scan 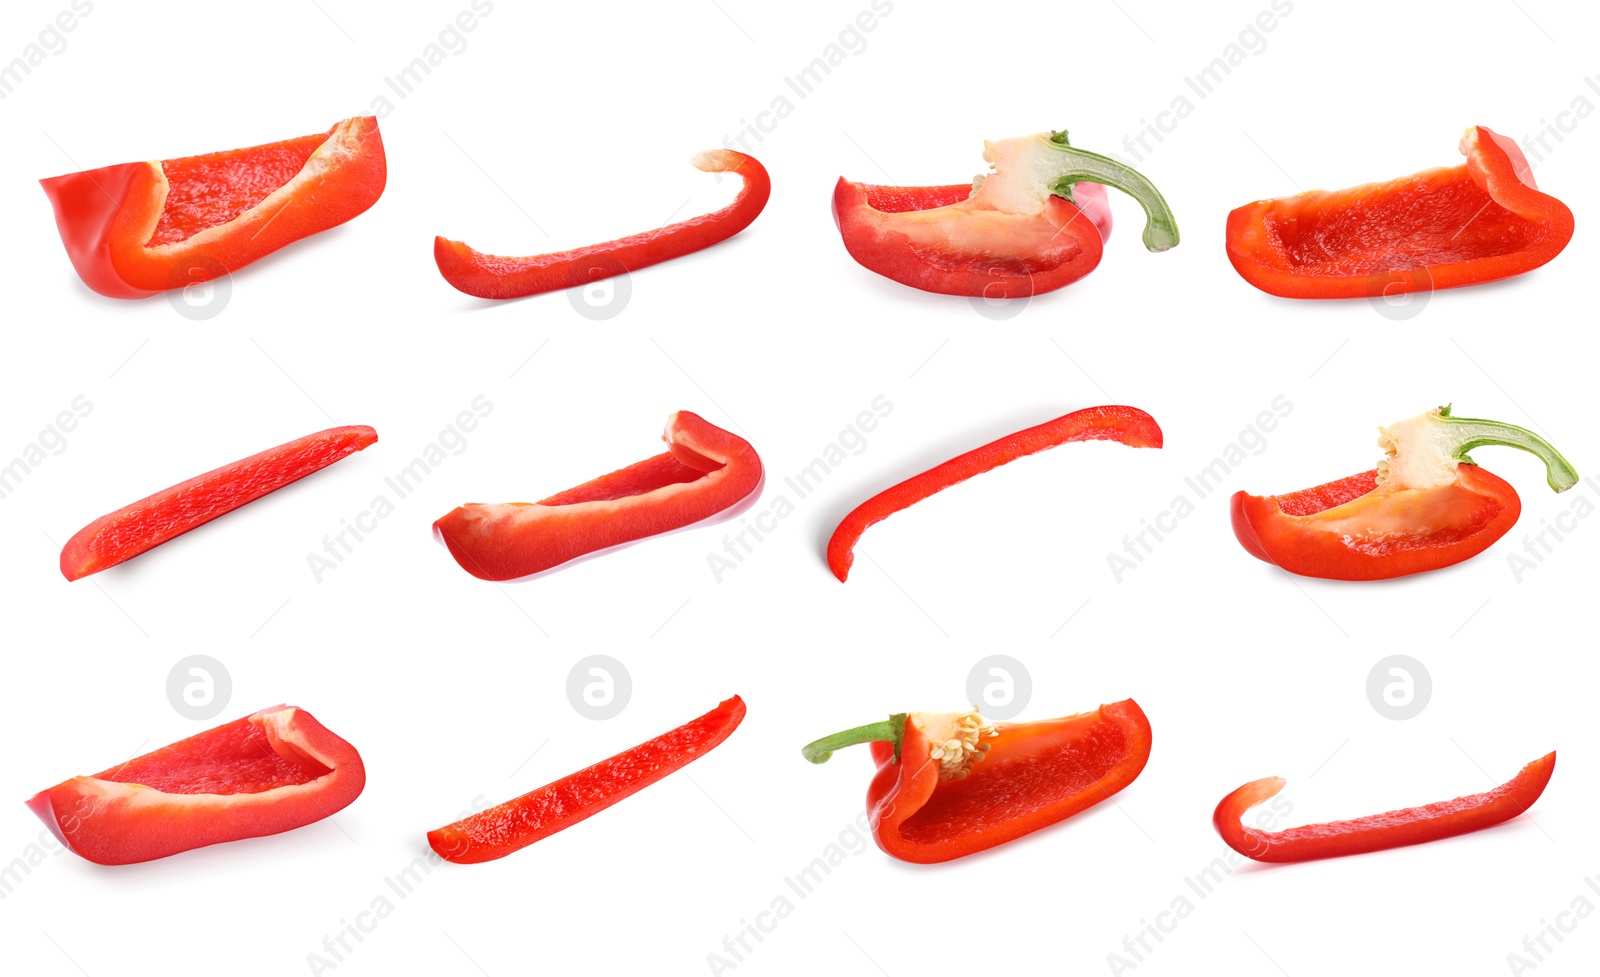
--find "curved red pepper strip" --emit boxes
[1231,407,1576,580]
[60,425,378,581]
[1226,126,1573,298]
[27,705,365,865]
[434,150,770,299]
[429,696,745,864]
[826,405,1162,581]
[40,117,386,298]
[1214,753,1554,863]
[803,700,1151,864]
[434,411,761,581]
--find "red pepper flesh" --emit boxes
[428,695,745,864]
[827,405,1162,581]
[834,130,1177,298]
[1232,406,1577,580]
[41,117,386,298]
[27,705,365,865]
[804,700,1152,864]
[1214,752,1554,862]
[1226,126,1573,298]
[434,411,761,581]
[60,425,378,581]
[435,150,770,299]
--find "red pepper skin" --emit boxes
[434,411,761,581]
[41,117,385,298]
[1231,464,1520,581]
[827,405,1162,581]
[867,700,1151,864]
[832,178,1112,298]
[26,705,365,866]
[435,150,770,299]
[1214,753,1554,863]
[60,425,378,581]
[428,696,745,864]
[1226,126,1573,298]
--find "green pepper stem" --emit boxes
[1439,406,1579,493]
[1048,131,1180,252]
[801,714,905,765]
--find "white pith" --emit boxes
[1375,408,1458,491]
[917,709,1000,781]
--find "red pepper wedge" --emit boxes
[434,411,761,581]
[803,700,1152,864]
[1214,752,1554,863]
[435,149,769,299]
[60,425,377,581]
[428,695,745,864]
[834,129,1177,298]
[27,705,365,865]
[41,117,386,298]
[1226,126,1573,298]
[827,405,1162,581]
[1232,405,1577,580]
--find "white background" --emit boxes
[1,0,1596,974]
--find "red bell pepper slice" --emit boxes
[802,700,1151,864]
[1232,406,1577,580]
[41,117,386,298]
[1214,752,1554,863]
[428,695,745,864]
[60,425,377,581]
[434,411,761,581]
[826,405,1162,581]
[435,149,770,299]
[834,130,1178,298]
[27,705,365,865]
[1226,126,1573,298]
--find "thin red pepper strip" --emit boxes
[434,150,770,299]
[434,411,761,581]
[1231,406,1577,580]
[60,425,378,581]
[428,696,745,864]
[40,117,386,298]
[1225,126,1573,298]
[826,405,1162,581]
[1214,753,1554,863]
[802,700,1151,864]
[27,705,365,865]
